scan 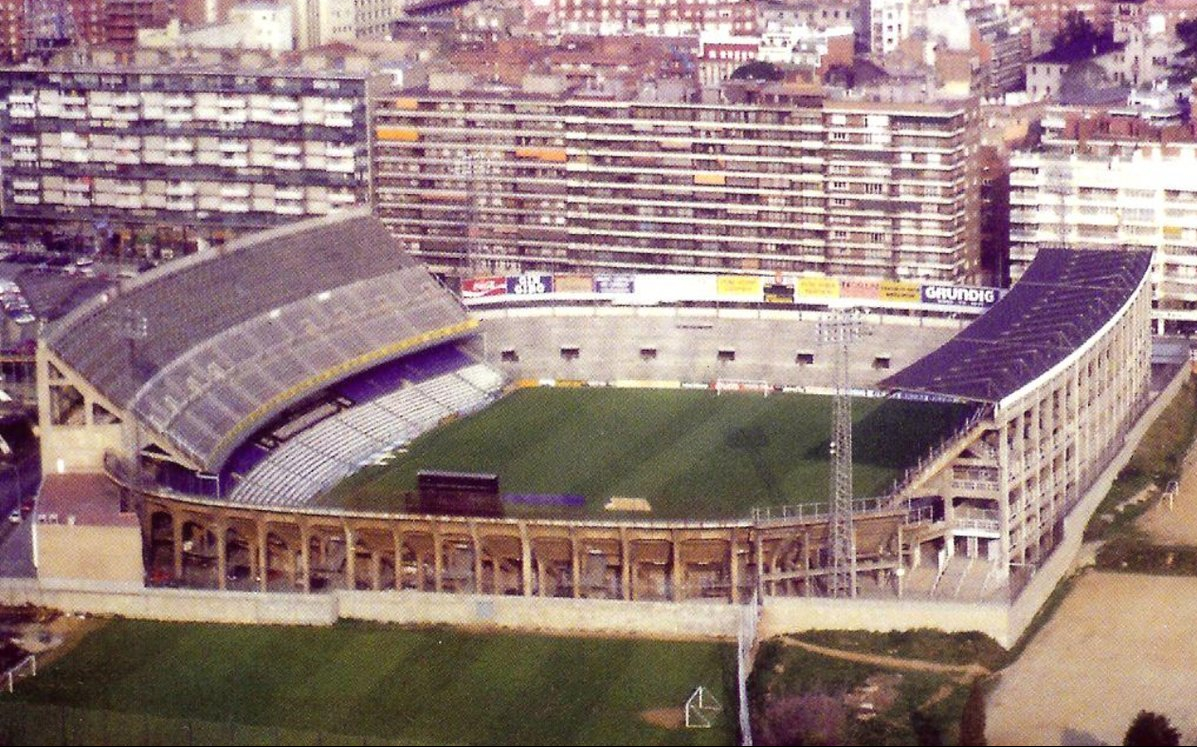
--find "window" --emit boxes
[717,349,736,362]
[796,352,815,365]
[640,347,658,360]
[873,355,892,370]
[501,349,519,362]
[560,346,580,361]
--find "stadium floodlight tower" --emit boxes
[818,307,866,598]
[453,151,496,276]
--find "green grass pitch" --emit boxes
[322,387,970,519]
[1,620,735,746]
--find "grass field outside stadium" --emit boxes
[0,619,735,746]
[322,387,971,519]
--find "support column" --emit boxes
[257,521,268,593]
[570,529,581,598]
[671,532,684,602]
[468,520,484,594]
[171,514,183,581]
[729,535,740,604]
[392,528,404,591]
[519,522,532,597]
[433,524,444,593]
[215,522,227,592]
[370,552,382,591]
[299,523,311,593]
[620,528,631,601]
[803,528,812,598]
[754,531,764,597]
[343,524,356,591]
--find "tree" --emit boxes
[1052,10,1104,52]
[1124,710,1180,747]
[959,679,987,746]
[730,61,785,82]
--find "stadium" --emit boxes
[27,209,1159,645]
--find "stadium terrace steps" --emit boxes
[228,363,505,507]
[45,212,472,471]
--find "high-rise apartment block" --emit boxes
[0,48,370,244]
[1010,109,1197,331]
[372,74,981,281]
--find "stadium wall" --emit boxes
[477,306,965,389]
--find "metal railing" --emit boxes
[885,404,994,502]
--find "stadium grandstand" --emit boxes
[882,248,1154,598]
[38,209,502,504]
[29,227,1163,644]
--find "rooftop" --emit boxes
[881,249,1151,404]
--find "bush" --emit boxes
[958,679,987,746]
[757,692,848,747]
[1124,710,1180,746]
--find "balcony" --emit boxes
[274,156,302,171]
[9,105,35,119]
[219,156,250,169]
[165,183,197,197]
[324,115,353,128]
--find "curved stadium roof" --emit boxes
[881,248,1151,405]
[46,210,473,471]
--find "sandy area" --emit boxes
[987,572,1197,745]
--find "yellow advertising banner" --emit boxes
[716,276,764,298]
[796,276,841,299]
[879,280,920,303]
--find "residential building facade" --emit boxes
[1009,109,1197,330]
[372,75,982,281]
[0,48,371,252]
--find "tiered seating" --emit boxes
[883,248,1152,403]
[229,363,505,507]
[45,211,474,472]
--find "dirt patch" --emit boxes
[988,572,1197,745]
[641,707,686,730]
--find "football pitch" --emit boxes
[0,619,735,746]
[322,387,970,519]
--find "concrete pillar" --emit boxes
[754,531,764,597]
[392,529,404,591]
[570,529,581,598]
[257,521,268,593]
[171,513,183,580]
[671,532,684,602]
[729,536,740,604]
[216,523,227,592]
[802,528,811,597]
[343,524,356,591]
[468,520,483,594]
[433,524,444,593]
[299,524,311,593]
[619,527,631,601]
[519,522,532,597]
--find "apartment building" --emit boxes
[372,72,981,281]
[1009,109,1197,331]
[549,0,758,36]
[0,48,370,246]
